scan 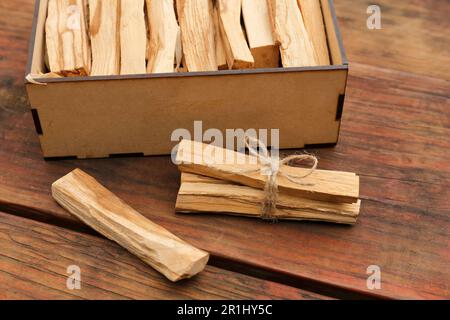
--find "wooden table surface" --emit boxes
[0,0,449,300]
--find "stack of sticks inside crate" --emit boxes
[44,0,331,77]
[175,140,361,225]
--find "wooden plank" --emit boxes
[45,0,91,76]
[297,0,330,65]
[217,0,254,69]
[146,0,179,73]
[333,0,450,79]
[176,139,360,204]
[268,0,318,67]
[177,0,217,72]
[52,169,209,282]
[120,0,147,75]
[3,62,450,299]
[89,0,120,76]
[242,0,280,68]
[0,211,326,300]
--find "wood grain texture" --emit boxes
[217,0,254,69]
[1,62,448,299]
[45,0,91,76]
[120,0,147,75]
[52,169,209,282]
[2,0,448,85]
[176,139,360,204]
[88,0,120,76]
[268,0,318,67]
[242,0,280,68]
[297,0,330,65]
[0,211,325,300]
[176,180,360,224]
[333,0,450,79]
[1,0,450,299]
[146,0,179,73]
[177,0,217,72]
[212,5,228,70]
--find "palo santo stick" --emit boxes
[213,5,228,70]
[176,0,217,72]
[181,172,230,185]
[176,180,360,225]
[146,0,179,73]
[120,0,147,74]
[46,0,91,76]
[176,140,359,203]
[81,0,91,72]
[45,0,61,73]
[89,0,120,75]
[268,0,318,67]
[297,0,330,65]
[242,0,280,68]
[217,0,254,69]
[52,169,209,282]
[181,172,360,216]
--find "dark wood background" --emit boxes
[0,0,449,299]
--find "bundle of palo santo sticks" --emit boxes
[175,140,361,225]
[43,0,331,77]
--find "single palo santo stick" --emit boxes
[45,0,61,73]
[176,0,217,72]
[176,140,359,203]
[82,0,91,72]
[45,0,91,76]
[268,0,318,67]
[89,0,120,75]
[120,0,147,75]
[217,0,254,69]
[176,179,360,225]
[52,169,209,282]
[181,172,360,213]
[213,5,228,70]
[181,172,230,185]
[146,0,179,73]
[242,0,280,68]
[297,0,330,65]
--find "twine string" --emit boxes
[243,136,318,221]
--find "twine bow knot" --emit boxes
[244,136,318,221]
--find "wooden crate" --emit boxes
[25,0,348,159]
